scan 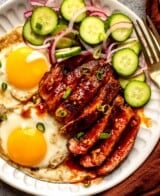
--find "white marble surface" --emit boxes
[0,0,146,195]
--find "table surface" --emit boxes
[0,0,146,195]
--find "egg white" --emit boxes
[0,41,50,108]
[0,106,68,168]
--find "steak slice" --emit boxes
[96,114,140,176]
[54,62,113,123]
[68,96,124,155]
[80,105,134,168]
[60,76,120,135]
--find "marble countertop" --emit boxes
[0,0,145,195]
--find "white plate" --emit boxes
[0,0,160,195]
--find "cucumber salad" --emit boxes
[23,0,151,108]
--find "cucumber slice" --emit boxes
[112,48,138,77]
[80,16,106,45]
[55,46,81,58]
[109,13,133,42]
[60,0,86,22]
[53,24,68,35]
[118,40,142,55]
[124,80,151,107]
[31,6,58,35]
[56,37,78,49]
[119,72,145,89]
[22,19,45,46]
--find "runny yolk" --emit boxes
[6,46,49,89]
[7,127,47,167]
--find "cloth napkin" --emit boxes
[97,1,160,195]
[98,142,160,196]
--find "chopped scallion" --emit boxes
[1,82,7,92]
[99,132,111,139]
[55,107,67,118]
[96,69,104,81]
[62,87,72,99]
[0,113,7,121]
[96,103,107,113]
[76,132,84,139]
[93,46,102,59]
[36,122,45,132]
[81,65,90,75]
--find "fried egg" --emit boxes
[0,38,50,108]
[0,106,68,168]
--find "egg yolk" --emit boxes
[7,127,47,167]
[6,46,49,89]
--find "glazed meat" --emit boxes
[68,95,124,155]
[54,61,113,123]
[60,76,120,135]
[96,114,140,176]
[39,64,63,100]
[38,56,141,179]
[80,104,134,168]
[39,54,92,102]
[47,58,106,116]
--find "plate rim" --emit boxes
[0,0,160,195]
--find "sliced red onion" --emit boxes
[138,54,150,83]
[68,6,108,30]
[45,0,63,7]
[25,41,50,50]
[106,22,133,39]
[49,29,78,64]
[105,42,118,62]
[28,0,46,6]
[89,11,107,20]
[79,38,94,53]
[24,10,32,18]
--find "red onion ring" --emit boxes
[49,29,78,64]
[68,6,108,30]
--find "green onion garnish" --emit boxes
[96,69,104,81]
[0,113,7,121]
[93,46,102,59]
[0,61,2,68]
[76,132,84,139]
[55,107,67,118]
[96,103,107,113]
[36,122,45,132]
[32,95,37,104]
[62,87,72,99]
[81,65,90,75]
[1,82,7,92]
[99,132,111,139]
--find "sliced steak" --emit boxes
[60,76,120,135]
[96,114,140,176]
[80,105,134,168]
[68,96,124,155]
[54,62,113,123]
